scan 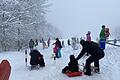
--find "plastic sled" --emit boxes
[0,60,11,80]
[65,71,83,77]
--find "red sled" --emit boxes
[65,71,83,77]
[0,60,11,80]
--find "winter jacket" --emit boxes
[30,50,44,65]
[86,34,91,41]
[99,28,105,39]
[62,55,79,73]
[68,55,79,72]
[76,40,105,60]
[53,40,62,49]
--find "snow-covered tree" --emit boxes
[0,0,62,51]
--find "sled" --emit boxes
[80,63,100,73]
[65,71,83,77]
[0,60,11,80]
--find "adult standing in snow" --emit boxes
[35,39,38,47]
[62,40,65,48]
[47,38,50,47]
[67,39,71,46]
[86,31,91,42]
[53,38,62,58]
[76,40,105,76]
[99,25,106,50]
[29,39,35,52]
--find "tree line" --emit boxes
[0,0,61,51]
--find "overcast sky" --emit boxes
[46,0,120,39]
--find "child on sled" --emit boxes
[62,55,79,73]
[30,50,45,69]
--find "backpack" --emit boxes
[105,28,110,37]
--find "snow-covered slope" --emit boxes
[0,40,120,80]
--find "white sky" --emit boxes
[46,0,120,39]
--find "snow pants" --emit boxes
[99,38,106,50]
[85,50,105,75]
[57,48,61,58]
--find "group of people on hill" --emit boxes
[29,38,51,51]
[62,25,110,76]
[28,25,110,76]
[85,25,110,50]
[62,39,105,76]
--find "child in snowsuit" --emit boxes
[62,55,79,73]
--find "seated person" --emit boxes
[62,55,79,73]
[30,50,45,67]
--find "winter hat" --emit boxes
[56,38,59,41]
[87,31,91,34]
[70,55,76,61]
[80,39,85,45]
[102,25,105,28]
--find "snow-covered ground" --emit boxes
[0,40,120,80]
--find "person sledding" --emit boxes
[62,55,79,73]
[76,40,105,76]
[29,50,45,69]
[53,38,62,58]
[62,55,83,77]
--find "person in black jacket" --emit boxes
[67,39,71,46]
[76,40,105,76]
[30,50,45,67]
[62,55,79,73]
